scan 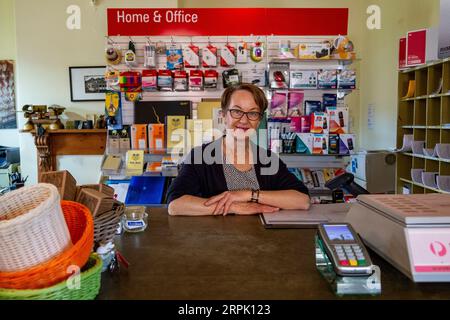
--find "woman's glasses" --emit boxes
[228,109,262,121]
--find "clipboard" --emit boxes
[260,203,351,229]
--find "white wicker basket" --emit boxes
[0,183,73,272]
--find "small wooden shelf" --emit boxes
[400,178,450,194]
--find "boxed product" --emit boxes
[289,70,317,89]
[310,112,329,134]
[312,134,329,155]
[166,115,186,151]
[323,93,337,108]
[131,124,148,152]
[166,45,183,70]
[157,70,173,91]
[174,70,188,91]
[187,119,214,148]
[269,62,290,89]
[126,150,145,176]
[202,44,218,67]
[327,106,349,134]
[339,134,356,155]
[318,69,337,89]
[183,44,200,68]
[119,71,142,92]
[304,100,323,116]
[270,91,288,118]
[243,68,266,87]
[189,70,204,91]
[107,129,120,154]
[297,42,331,59]
[299,115,311,133]
[236,41,248,63]
[222,69,240,88]
[295,133,313,154]
[220,44,236,67]
[142,70,158,92]
[119,126,131,153]
[288,92,304,117]
[204,70,218,89]
[328,134,340,154]
[338,70,356,89]
[148,124,165,154]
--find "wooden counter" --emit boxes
[98,208,450,300]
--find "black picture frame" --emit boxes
[69,66,106,102]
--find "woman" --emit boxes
[167,84,310,216]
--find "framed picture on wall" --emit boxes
[69,66,106,102]
[0,60,18,129]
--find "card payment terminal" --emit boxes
[318,223,374,276]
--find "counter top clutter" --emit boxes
[0,175,122,300]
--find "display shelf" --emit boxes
[279,154,350,169]
[396,57,450,194]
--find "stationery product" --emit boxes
[148,124,165,154]
[126,150,145,176]
[290,117,302,132]
[119,126,131,153]
[323,93,337,108]
[310,112,329,134]
[183,44,200,68]
[399,37,407,69]
[166,116,186,151]
[166,45,183,70]
[288,92,304,117]
[297,41,331,59]
[250,42,264,62]
[197,101,221,119]
[279,39,294,58]
[295,133,313,154]
[318,69,337,89]
[338,70,356,89]
[105,71,120,91]
[299,115,311,133]
[173,70,188,91]
[244,68,266,87]
[327,106,349,134]
[119,72,142,92]
[204,70,219,89]
[131,124,148,152]
[407,28,439,66]
[269,62,289,89]
[124,40,137,67]
[202,44,218,67]
[222,69,240,88]
[144,42,156,68]
[290,70,318,89]
[268,119,282,154]
[107,129,120,154]
[142,70,158,92]
[236,41,248,63]
[270,91,288,118]
[339,134,356,155]
[402,80,416,99]
[189,70,204,91]
[102,155,122,171]
[304,100,323,116]
[212,107,226,138]
[328,134,340,154]
[187,119,213,148]
[220,44,236,67]
[157,70,173,91]
[105,91,122,130]
[312,134,329,155]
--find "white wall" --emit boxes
[14,0,177,185]
[0,0,19,148]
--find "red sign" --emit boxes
[107,8,348,36]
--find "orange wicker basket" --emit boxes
[0,201,94,290]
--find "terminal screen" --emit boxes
[324,225,355,241]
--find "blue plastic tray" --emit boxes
[125,176,166,206]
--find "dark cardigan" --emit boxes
[167,139,309,204]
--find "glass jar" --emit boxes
[122,206,148,233]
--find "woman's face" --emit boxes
[223,90,261,140]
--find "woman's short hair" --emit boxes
[221,83,268,115]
